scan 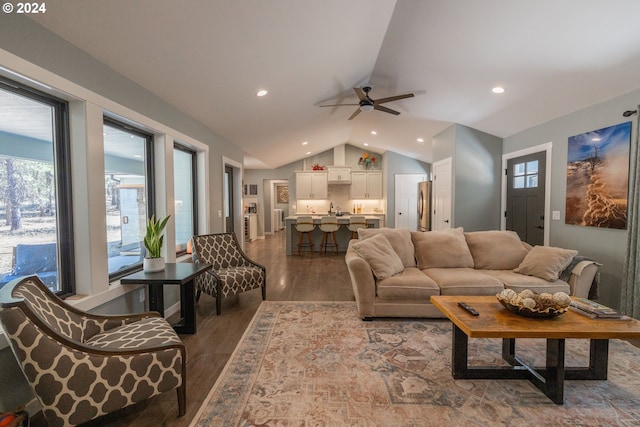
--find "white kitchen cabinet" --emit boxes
[295,172,328,199]
[327,167,351,183]
[351,171,383,199]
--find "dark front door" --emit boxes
[225,165,234,234]
[506,152,546,246]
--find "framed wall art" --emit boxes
[565,121,631,229]
[276,185,289,204]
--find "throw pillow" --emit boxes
[352,234,405,280]
[513,245,578,281]
[357,227,416,268]
[464,230,529,270]
[411,227,474,269]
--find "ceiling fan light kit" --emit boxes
[321,86,415,120]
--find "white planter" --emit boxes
[143,257,165,273]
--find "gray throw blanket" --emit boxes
[559,255,600,299]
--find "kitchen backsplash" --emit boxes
[293,184,383,215]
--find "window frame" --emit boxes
[0,76,75,296]
[103,116,155,282]
[173,142,198,256]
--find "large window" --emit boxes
[103,118,154,280]
[0,77,74,295]
[173,144,197,254]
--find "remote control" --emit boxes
[458,302,479,316]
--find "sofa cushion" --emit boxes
[423,268,504,296]
[352,234,405,280]
[482,270,571,295]
[358,227,416,268]
[411,228,474,269]
[377,267,440,300]
[464,230,528,270]
[513,246,578,281]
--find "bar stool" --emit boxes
[347,215,368,239]
[295,216,316,255]
[319,215,340,254]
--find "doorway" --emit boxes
[502,143,552,246]
[224,165,234,234]
[432,158,452,231]
[394,173,427,230]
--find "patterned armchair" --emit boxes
[191,233,266,315]
[0,276,186,427]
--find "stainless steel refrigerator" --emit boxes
[417,181,432,231]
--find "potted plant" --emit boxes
[143,214,170,273]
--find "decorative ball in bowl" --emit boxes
[496,289,571,319]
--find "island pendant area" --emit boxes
[284,215,382,255]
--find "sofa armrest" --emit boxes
[345,243,376,319]
[567,261,599,298]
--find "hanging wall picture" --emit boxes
[565,121,631,229]
[276,185,289,204]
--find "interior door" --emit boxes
[394,174,427,230]
[224,165,234,234]
[432,158,452,231]
[506,151,546,245]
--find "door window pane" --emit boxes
[513,161,538,189]
[0,81,73,294]
[103,121,151,277]
[514,163,525,176]
[173,146,195,253]
[513,176,525,189]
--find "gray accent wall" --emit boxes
[504,88,640,310]
[433,124,503,231]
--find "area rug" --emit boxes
[190,301,640,426]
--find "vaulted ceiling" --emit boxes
[29,0,640,168]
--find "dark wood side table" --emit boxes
[121,262,212,334]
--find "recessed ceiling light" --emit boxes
[363,143,369,147]
[371,131,377,135]
[306,151,311,155]
[302,141,308,145]
[492,86,505,94]
[417,137,424,143]
[256,89,268,97]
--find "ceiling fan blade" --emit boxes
[320,103,359,107]
[348,108,362,120]
[374,104,400,115]
[374,93,415,105]
[353,87,367,101]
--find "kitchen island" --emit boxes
[284,215,382,255]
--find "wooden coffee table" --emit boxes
[430,295,640,404]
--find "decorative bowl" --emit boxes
[497,298,568,319]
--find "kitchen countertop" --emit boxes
[285,215,381,222]
[284,215,382,255]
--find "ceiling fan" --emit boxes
[320,86,415,120]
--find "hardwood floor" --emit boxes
[62,231,353,427]
[34,231,640,426]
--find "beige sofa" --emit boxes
[345,227,599,320]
